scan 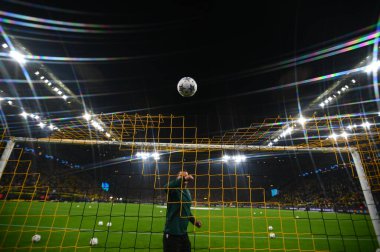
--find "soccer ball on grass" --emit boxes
[269,232,276,239]
[268,225,273,231]
[90,237,98,246]
[32,234,41,243]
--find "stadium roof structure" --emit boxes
[7,112,377,150]
[0,2,379,140]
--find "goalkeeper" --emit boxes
[163,171,202,252]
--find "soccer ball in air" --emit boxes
[90,237,98,246]
[268,225,273,231]
[269,232,276,239]
[106,222,112,227]
[32,234,41,242]
[98,221,103,226]
[177,77,197,97]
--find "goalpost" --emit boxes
[1,136,379,248]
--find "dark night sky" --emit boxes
[1,0,380,136]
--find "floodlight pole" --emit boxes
[0,138,15,180]
[350,150,380,247]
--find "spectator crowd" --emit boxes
[269,169,366,211]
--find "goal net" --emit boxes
[0,113,378,251]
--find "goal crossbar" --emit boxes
[11,137,354,153]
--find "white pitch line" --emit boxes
[0,223,375,242]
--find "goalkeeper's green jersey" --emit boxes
[164,178,193,235]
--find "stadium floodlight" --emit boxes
[7,101,12,105]
[105,132,111,138]
[151,152,160,160]
[48,124,54,130]
[233,155,246,163]
[347,124,357,130]
[273,138,279,143]
[337,91,341,95]
[284,127,293,135]
[57,91,63,95]
[361,121,371,129]
[329,133,338,140]
[351,79,356,83]
[340,131,348,139]
[40,76,44,80]
[141,153,149,160]
[9,50,26,64]
[53,87,59,92]
[38,122,46,129]
[20,111,28,119]
[319,102,325,108]
[280,127,293,138]
[136,152,149,160]
[90,120,104,132]
[82,112,91,121]
[2,43,8,48]
[364,60,380,74]
[222,155,230,162]
[44,80,48,83]
[34,71,39,75]
[91,120,98,127]
[48,82,52,86]
[297,115,306,127]
[62,95,68,100]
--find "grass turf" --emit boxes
[0,201,377,251]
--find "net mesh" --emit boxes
[0,113,379,251]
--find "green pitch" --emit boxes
[0,201,377,251]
